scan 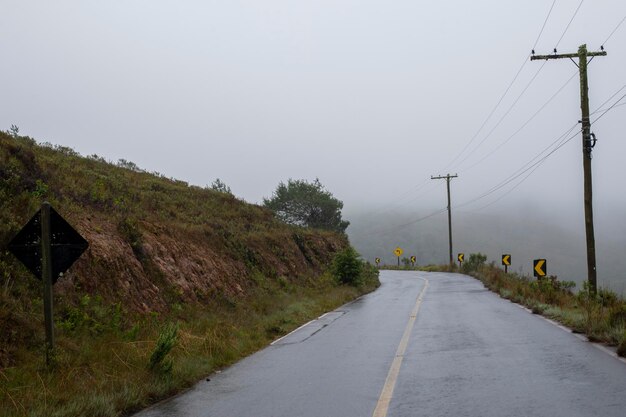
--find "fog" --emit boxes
[2,1,625,291]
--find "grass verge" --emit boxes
[0,269,379,417]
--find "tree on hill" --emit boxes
[263,178,349,233]
[210,178,232,194]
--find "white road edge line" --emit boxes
[270,311,337,346]
[270,319,316,346]
[372,277,429,417]
[511,297,626,365]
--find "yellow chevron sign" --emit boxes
[410,256,416,264]
[394,247,403,257]
[502,254,511,266]
[533,259,546,277]
[375,257,381,265]
[458,253,464,263]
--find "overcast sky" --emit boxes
[2,1,626,233]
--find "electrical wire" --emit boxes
[351,207,448,238]
[457,85,626,210]
[601,14,626,47]
[441,1,559,172]
[441,55,530,172]
[470,156,550,212]
[354,1,564,222]
[533,0,558,50]
[554,0,585,50]
[356,84,626,238]
[455,124,580,209]
[459,70,578,173]
[453,61,548,170]
[592,92,626,125]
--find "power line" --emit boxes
[356,3,564,219]
[533,0,558,50]
[590,84,626,115]
[452,61,548,170]
[601,14,626,47]
[351,207,448,239]
[470,160,547,212]
[456,124,581,209]
[459,70,578,173]
[554,0,585,50]
[441,1,560,172]
[457,84,626,211]
[357,85,626,239]
[441,55,530,172]
[592,91,626,124]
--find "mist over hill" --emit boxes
[345,205,626,294]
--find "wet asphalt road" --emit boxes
[135,271,626,417]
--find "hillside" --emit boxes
[0,132,377,416]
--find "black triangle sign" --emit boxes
[8,206,88,284]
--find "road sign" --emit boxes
[502,254,511,266]
[7,203,88,366]
[8,206,89,284]
[410,255,416,265]
[533,259,547,278]
[457,253,464,263]
[375,257,381,265]
[394,247,403,257]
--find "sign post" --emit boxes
[8,203,89,366]
[502,254,511,274]
[41,203,55,364]
[393,247,403,267]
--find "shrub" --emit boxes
[332,247,363,286]
[462,253,487,273]
[149,322,179,375]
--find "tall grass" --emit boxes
[0,271,379,417]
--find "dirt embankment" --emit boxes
[57,214,346,313]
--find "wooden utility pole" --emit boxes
[431,174,458,267]
[531,44,606,293]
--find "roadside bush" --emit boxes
[332,247,363,286]
[462,253,487,273]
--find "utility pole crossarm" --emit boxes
[531,51,607,61]
[431,174,458,180]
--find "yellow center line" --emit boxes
[372,277,429,417]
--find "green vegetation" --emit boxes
[461,253,487,273]
[331,247,378,287]
[0,274,378,417]
[209,178,232,195]
[0,130,380,416]
[464,259,626,357]
[263,178,349,233]
[148,323,179,375]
